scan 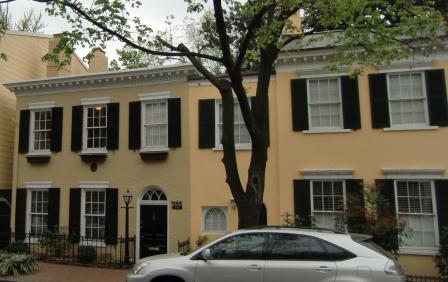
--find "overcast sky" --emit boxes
[4,0,194,63]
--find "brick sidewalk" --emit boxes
[2,262,129,282]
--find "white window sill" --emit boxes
[384,126,438,132]
[303,129,351,134]
[140,147,169,153]
[80,149,108,155]
[27,151,51,157]
[398,248,438,256]
[213,145,252,151]
[79,240,106,248]
[202,231,227,235]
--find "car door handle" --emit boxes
[247,264,262,270]
[316,266,334,273]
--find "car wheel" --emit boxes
[151,276,185,282]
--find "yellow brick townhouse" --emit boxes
[3,33,448,275]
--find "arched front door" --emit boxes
[139,188,168,258]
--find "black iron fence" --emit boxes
[0,232,135,268]
[407,276,448,282]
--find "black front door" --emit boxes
[140,205,167,258]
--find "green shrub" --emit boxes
[0,253,37,276]
[78,246,96,264]
[435,226,448,276]
[6,241,28,254]
[195,235,208,248]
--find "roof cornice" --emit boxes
[5,64,198,97]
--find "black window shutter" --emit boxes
[15,189,27,240]
[129,101,141,150]
[19,110,30,153]
[69,188,81,243]
[345,179,366,232]
[293,180,311,227]
[341,76,361,130]
[375,179,398,251]
[168,98,182,148]
[426,69,448,126]
[105,188,118,245]
[0,190,11,235]
[47,188,60,232]
[251,96,270,146]
[51,107,63,152]
[369,74,390,129]
[291,79,309,131]
[198,99,215,149]
[435,180,448,234]
[71,106,83,152]
[107,103,120,150]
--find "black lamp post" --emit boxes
[122,189,133,265]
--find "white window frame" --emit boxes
[386,72,430,129]
[202,207,228,234]
[29,109,52,155]
[80,182,108,247]
[82,104,108,154]
[394,179,439,254]
[214,100,251,150]
[306,77,344,132]
[24,181,52,243]
[140,99,169,152]
[310,179,347,232]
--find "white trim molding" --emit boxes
[27,101,55,110]
[81,97,110,106]
[300,169,355,180]
[78,181,110,189]
[138,92,171,101]
[24,181,53,189]
[382,168,445,179]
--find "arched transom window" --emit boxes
[203,207,227,233]
[142,188,167,201]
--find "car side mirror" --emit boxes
[201,249,211,261]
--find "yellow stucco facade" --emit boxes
[5,40,448,275]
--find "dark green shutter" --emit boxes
[107,103,120,150]
[369,74,390,129]
[198,99,215,149]
[426,70,448,126]
[105,188,118,245]
[19,110,30,153]
[375,179,398,251]
[435,180,448,233]
[168,98,182,148]
[15,189,27,240]
[293,180,311,227]
[51,107,63,152]
[291,79,309,131]
[341,76,361,130]
[47,188,60,232]
[129,101,141,150]
[346,179,365,232]
[69,188,81,243]
[251,96,270,146]
[71,106,83,152]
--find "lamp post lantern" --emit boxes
[122,189,133,265]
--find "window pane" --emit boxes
[208,233,265,260]
[204,208,227,232]
[143,101,168,148]
[269,234,329,260]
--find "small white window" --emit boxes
[387,73,429,127]
[307,78,343,129]
[395,180,438,250]
[28,190,48,236]
[81,190,106,240]
[202,207,227,233]
[311,180,346,231]
[30,110,52,152]
[216,101,251,148]
[84,106,107,151]
[142,100,168,150]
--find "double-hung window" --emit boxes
[387,73,429,127]
[308,78,343,129]
[29,190,48,236]
[85,106,108,150]
[30,110,52,153]
[82,190,106,240]
[311,180,346,231]
[216,101,251,148]
[142,100,168,150]
[395,180,438,251]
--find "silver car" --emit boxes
[127,227,405,282]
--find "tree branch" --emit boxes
[213,0,234,69]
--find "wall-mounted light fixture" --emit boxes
[230,197,236,209]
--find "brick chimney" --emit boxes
[282,12,302,37]
[47,34,72,77]
[88,49,108,73]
